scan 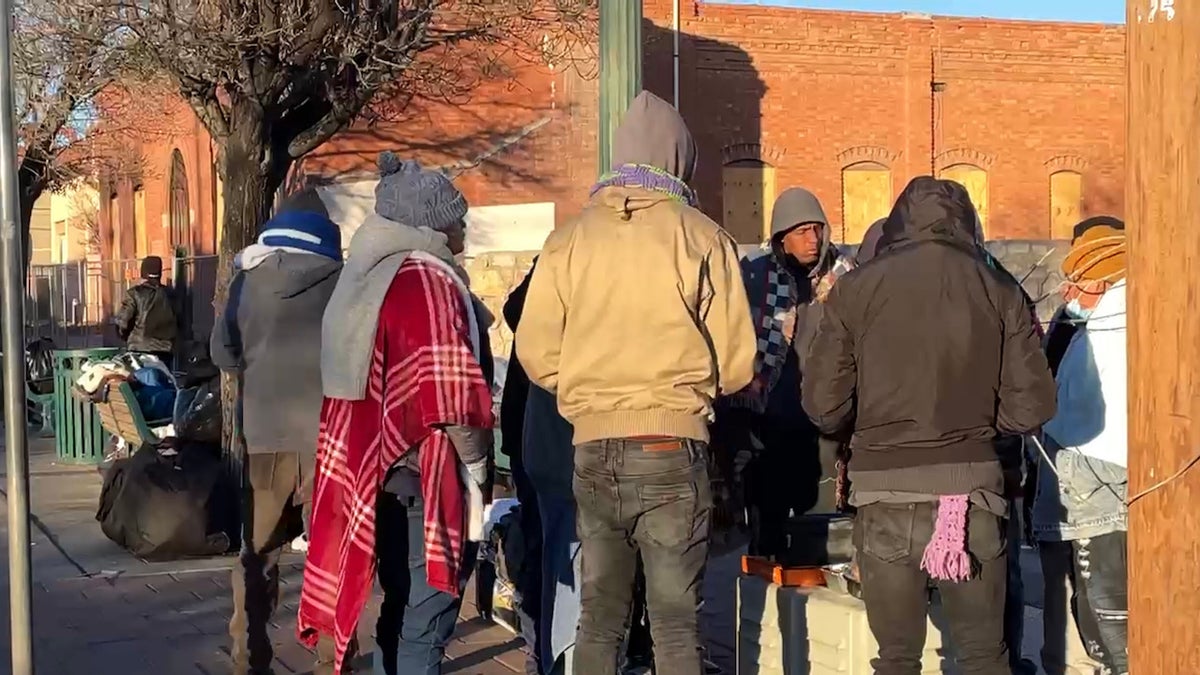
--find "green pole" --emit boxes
[598,0,643,178]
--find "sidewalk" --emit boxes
[0,438,736,674]
[0,435,1093,674]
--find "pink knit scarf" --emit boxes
[920,495,973,582]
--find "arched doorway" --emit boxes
[169,150,191,255]
[722,159,777,245]
[938,164,989,237]
[841,162,892,244]
[1050,170,1083,240]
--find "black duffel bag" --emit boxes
[96,441,237,561]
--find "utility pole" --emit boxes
[1126,0,1200,671]
[0,0,35,671]
[597,0,643,177]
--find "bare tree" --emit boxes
[62,0,594,462]
[95,0,594,272]
[60,184,102,256]
[13,1,129,270]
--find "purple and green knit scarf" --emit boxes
[591,163,699,208]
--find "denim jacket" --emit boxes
[1030,436,1128,542]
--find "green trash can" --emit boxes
[53,347,120,464]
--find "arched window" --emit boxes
[1050,170,1083,240]
[133,186,147,258]
[169,150,191,255]
[841,162,892,244]
[722,159,777,245]
[939,163,989,237]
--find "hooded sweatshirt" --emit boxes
[854,218,888,266]
[516,91,756,444]
[211,250,341,454]
[1044,280,1127,468]
[730,187,854,418]
[802,177,1057,489]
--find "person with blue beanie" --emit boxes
[211,186,348,675]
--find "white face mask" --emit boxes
[1063,298,1094,322]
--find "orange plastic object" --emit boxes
[741,556,827,588]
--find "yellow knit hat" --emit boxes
[1062,225,1127,283]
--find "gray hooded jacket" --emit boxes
[211,252,341,455]
[737,187,845,417]
[611,91,697,181]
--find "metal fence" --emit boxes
[23,255,220,352]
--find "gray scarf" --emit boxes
[321,214,461,400]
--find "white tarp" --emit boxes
[464,202,555,256]
[315,179,554,256]
[314,179,376,244]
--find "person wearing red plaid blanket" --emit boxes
[298,153,495,675]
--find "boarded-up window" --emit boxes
[1050,171,1083,240]
[722,159,776,245]
[841,162,892,244]
[939,164,989,237]
[134,188,147,258]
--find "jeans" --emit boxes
[231,452,343,675]
[573,438,712,675]
[854,501,1009,675]
[1039,540,1100,675]
[1072,532,1128,673]
[374,488,476,675]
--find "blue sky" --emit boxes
[716,0,1125,24]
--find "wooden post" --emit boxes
[1126,1,1200,671]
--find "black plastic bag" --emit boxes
[174,378,222,444]
[176,340,220,388]
[96,441,235,561]
[25,337,55,394]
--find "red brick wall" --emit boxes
[641,1,1125,240]
[101,98,220,261]
[297,54,600,226]
[111,3,1126,242]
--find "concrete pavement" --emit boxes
[0,438,735,674]
[0,436,1093,674]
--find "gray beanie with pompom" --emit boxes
[374,151,468,232]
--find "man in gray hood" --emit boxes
[517,90,755,675]
[210,188,346,675]
[720,187,856,558]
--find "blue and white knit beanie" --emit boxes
[258,189,342,261]
[374,152,468,232]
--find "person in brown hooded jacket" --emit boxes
[803,176,1056,675]
[516,90,756,675]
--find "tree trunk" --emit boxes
[17,165,43,278]
[214,108,291,486]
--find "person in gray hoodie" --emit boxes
[210,188,346,675]
[719,187,856,559]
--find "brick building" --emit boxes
[88,2,1126,263]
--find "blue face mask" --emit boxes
[1064,298,1094,322]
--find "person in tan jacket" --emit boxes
[516,90,755,675]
